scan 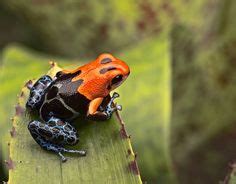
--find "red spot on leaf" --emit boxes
[115,111,130,139]
[49,61,56,67]
[20,91,24,97]
[129,158,140,175]
[10,126,16,137]
[120,124,129,139]
[25,80,33,89]
[5,158,15,170]
[15,104,25,116]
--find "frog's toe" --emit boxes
[106,103,122,113]
[58,152,67,162]
[65,149,87,156]
[76,150,86,156]
[80,150,87,156]
[112,92,120,98]
[116,104,122,111]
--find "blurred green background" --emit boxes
[0,0,236,183]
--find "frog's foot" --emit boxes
[26,75,53,110]
[105,92,122,118]
[31,135,86,162]
[57,146,86,162]
[28,118,86,162]
[56,147,86,162]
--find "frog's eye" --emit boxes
[111,75,123,85]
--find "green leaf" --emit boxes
[1,36,175,183]
[0,45,141,183]
[8,64,141,183]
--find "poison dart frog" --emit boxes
[26,53,130,162]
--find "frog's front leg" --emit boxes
[86,92,121,121]
[28,117,86,162]
[26,75,53,110]
[104,92,122,115]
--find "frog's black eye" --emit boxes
[111,75,123,85]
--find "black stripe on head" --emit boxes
[101,58,112,64]
[56,70,81,80]
[99,66,116,74]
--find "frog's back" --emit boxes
[39,71,90,121]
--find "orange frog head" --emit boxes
[71,53,130,100]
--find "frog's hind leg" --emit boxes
[26,75,53,110]
[28,117,86,162]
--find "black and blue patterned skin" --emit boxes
[27,74,90,162]
[26,75,52,110]
[28,117,85,162]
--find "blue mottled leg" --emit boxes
[26,75,53,110]
[28,117,86,162]
[31,133,85,162]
